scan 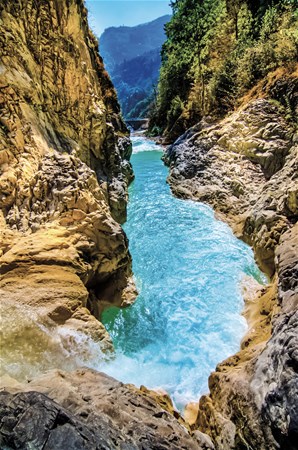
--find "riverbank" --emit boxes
[0,1,296,449]
[0,135,267,450]
[163,97,298,449]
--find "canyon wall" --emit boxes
[0,1,297,449]
[154,2,298,443]
[0,2,204,448]
[0,0,137,377]
[164,76,298,449]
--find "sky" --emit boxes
[85,0,172,36]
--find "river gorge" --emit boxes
[0,135,266,411]
[0,1,297,449]
[100,136,266,410]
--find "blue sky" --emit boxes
[85,1,172,36]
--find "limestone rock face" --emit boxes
[0,369,202,450]
[164,97,298,449]
[252,226,298,448]
[0,0,137,380]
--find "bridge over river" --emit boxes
[126,118,149,130]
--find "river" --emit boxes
[99,136,265,410]
[0,135,265,410]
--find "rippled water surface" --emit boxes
[100,136,265,409]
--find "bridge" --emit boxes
[126,118,149,131]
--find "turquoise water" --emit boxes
[99,136,265,409]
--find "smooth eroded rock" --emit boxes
[0,0,137,380]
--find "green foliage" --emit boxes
[167,95,184,129]
[127,96,154,119]
[236,5,298,90]
[149,0,298,137]
[146,125,163,137]
[210,58,237,111]
[260,6,278,41]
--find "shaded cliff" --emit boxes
[164,75,298,449]
[0,0,137,378]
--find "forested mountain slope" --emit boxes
[100,15,171,119]
[149,0,297,140]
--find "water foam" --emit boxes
[99,137,266,409]
[1,136,266,410]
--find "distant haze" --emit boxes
[86,1,172,35]
[99,15,171,119]
[100,15,170,69]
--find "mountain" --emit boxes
[100,15,171,119]
[100,15,171,70]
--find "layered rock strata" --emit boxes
[0,0,137,378]
[165,92,298,449]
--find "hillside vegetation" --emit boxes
[149,0,298,140]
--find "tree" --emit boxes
[226,0,243,39]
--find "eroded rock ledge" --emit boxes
[1,1,297,449]
[164,90,298,449]
[0,369,203,450]
[0,0,137,374]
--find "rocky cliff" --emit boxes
[0,369,205,450]
[164,75,298,449]
[1,1,297,449]
[0,0,137,378]
[0,2,206,448]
